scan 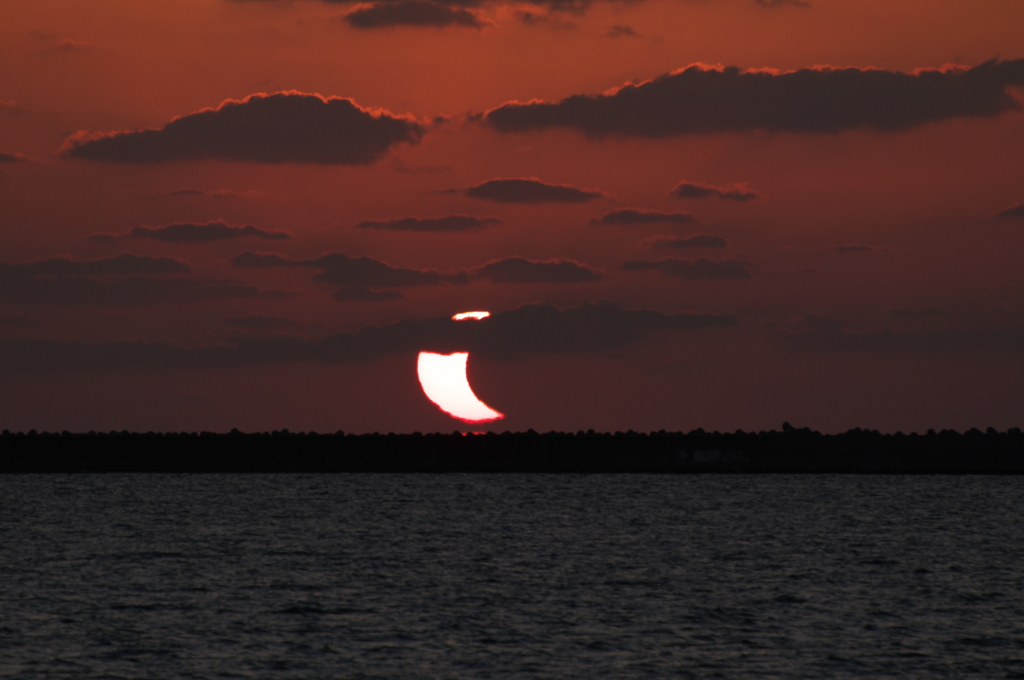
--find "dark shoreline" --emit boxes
[2,426,1023,473]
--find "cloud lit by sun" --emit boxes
[452,311,490,320]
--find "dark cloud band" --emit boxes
[231,250,603,299]
[588,208,696,225]
[462,178,606,203]
[996,203,1024,219]
[484,59,1024,137]
[0,302,737,373]
[671,180,759,201]
[91,220,289,243]
[61,92,425,164]
[473,257,600,283]
[343,0,487,28]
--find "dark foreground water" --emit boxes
[2,475,1023,679]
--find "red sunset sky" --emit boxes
[1,0,1022,433]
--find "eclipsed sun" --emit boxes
[416,311,505,423]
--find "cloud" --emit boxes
[620,257,753,280]
[588,208,696,226]
[0,100,21,113]
[514,8,578,28]
[831,243,887,253]
[771,325,1024,353]
[996,203,1024,219]
[343,0,488,27]
[229,252,294,269]
[0,152,26,163]
[753,0,809,7]
[473,257,601,283]
[355,215,503,231]
[462,177,606,203]
[671,180,759,201]
[0,254,286,306]
[109,220,290,243]
[309,254,448,288]
[226,315,302,329]
[234,0,808,13]
[646,234,728,249]
[61,91,425,164]
[483,59,1024,137]
[604,24,640,38]
[232,250,451,300]
[29,31,96,52]
[0,302,738,373]
[232,250,603,298]
[51,39,95,52]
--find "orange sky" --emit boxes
[1,0,1022,433]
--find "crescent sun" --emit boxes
[416,311,505,424]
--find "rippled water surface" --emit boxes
[2,474,1024,678]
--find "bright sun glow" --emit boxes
[452,311,490,321]
[417,351,504,423]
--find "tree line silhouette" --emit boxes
[1,425,1022,473]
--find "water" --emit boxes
[2,474,1024,679]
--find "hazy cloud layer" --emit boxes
[473,257,601,283]
[647,234,728,249]
[2,254,189,277]
[232,250,451,301]
[93,220,290,243]
[463,178,606,203]
[0,254,284,306]
[484,59,1024,137]
[996,203,1024,219]
[232,251,447,286]
[0,152,26,163]
[61,92,425,164]
[0,302,737,373]
[232,250,603,298]
[343,0,487,28]
[588,208,696,225]
[621,257,753,280]
[772,325,1024,353]
[355,215,503,231]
